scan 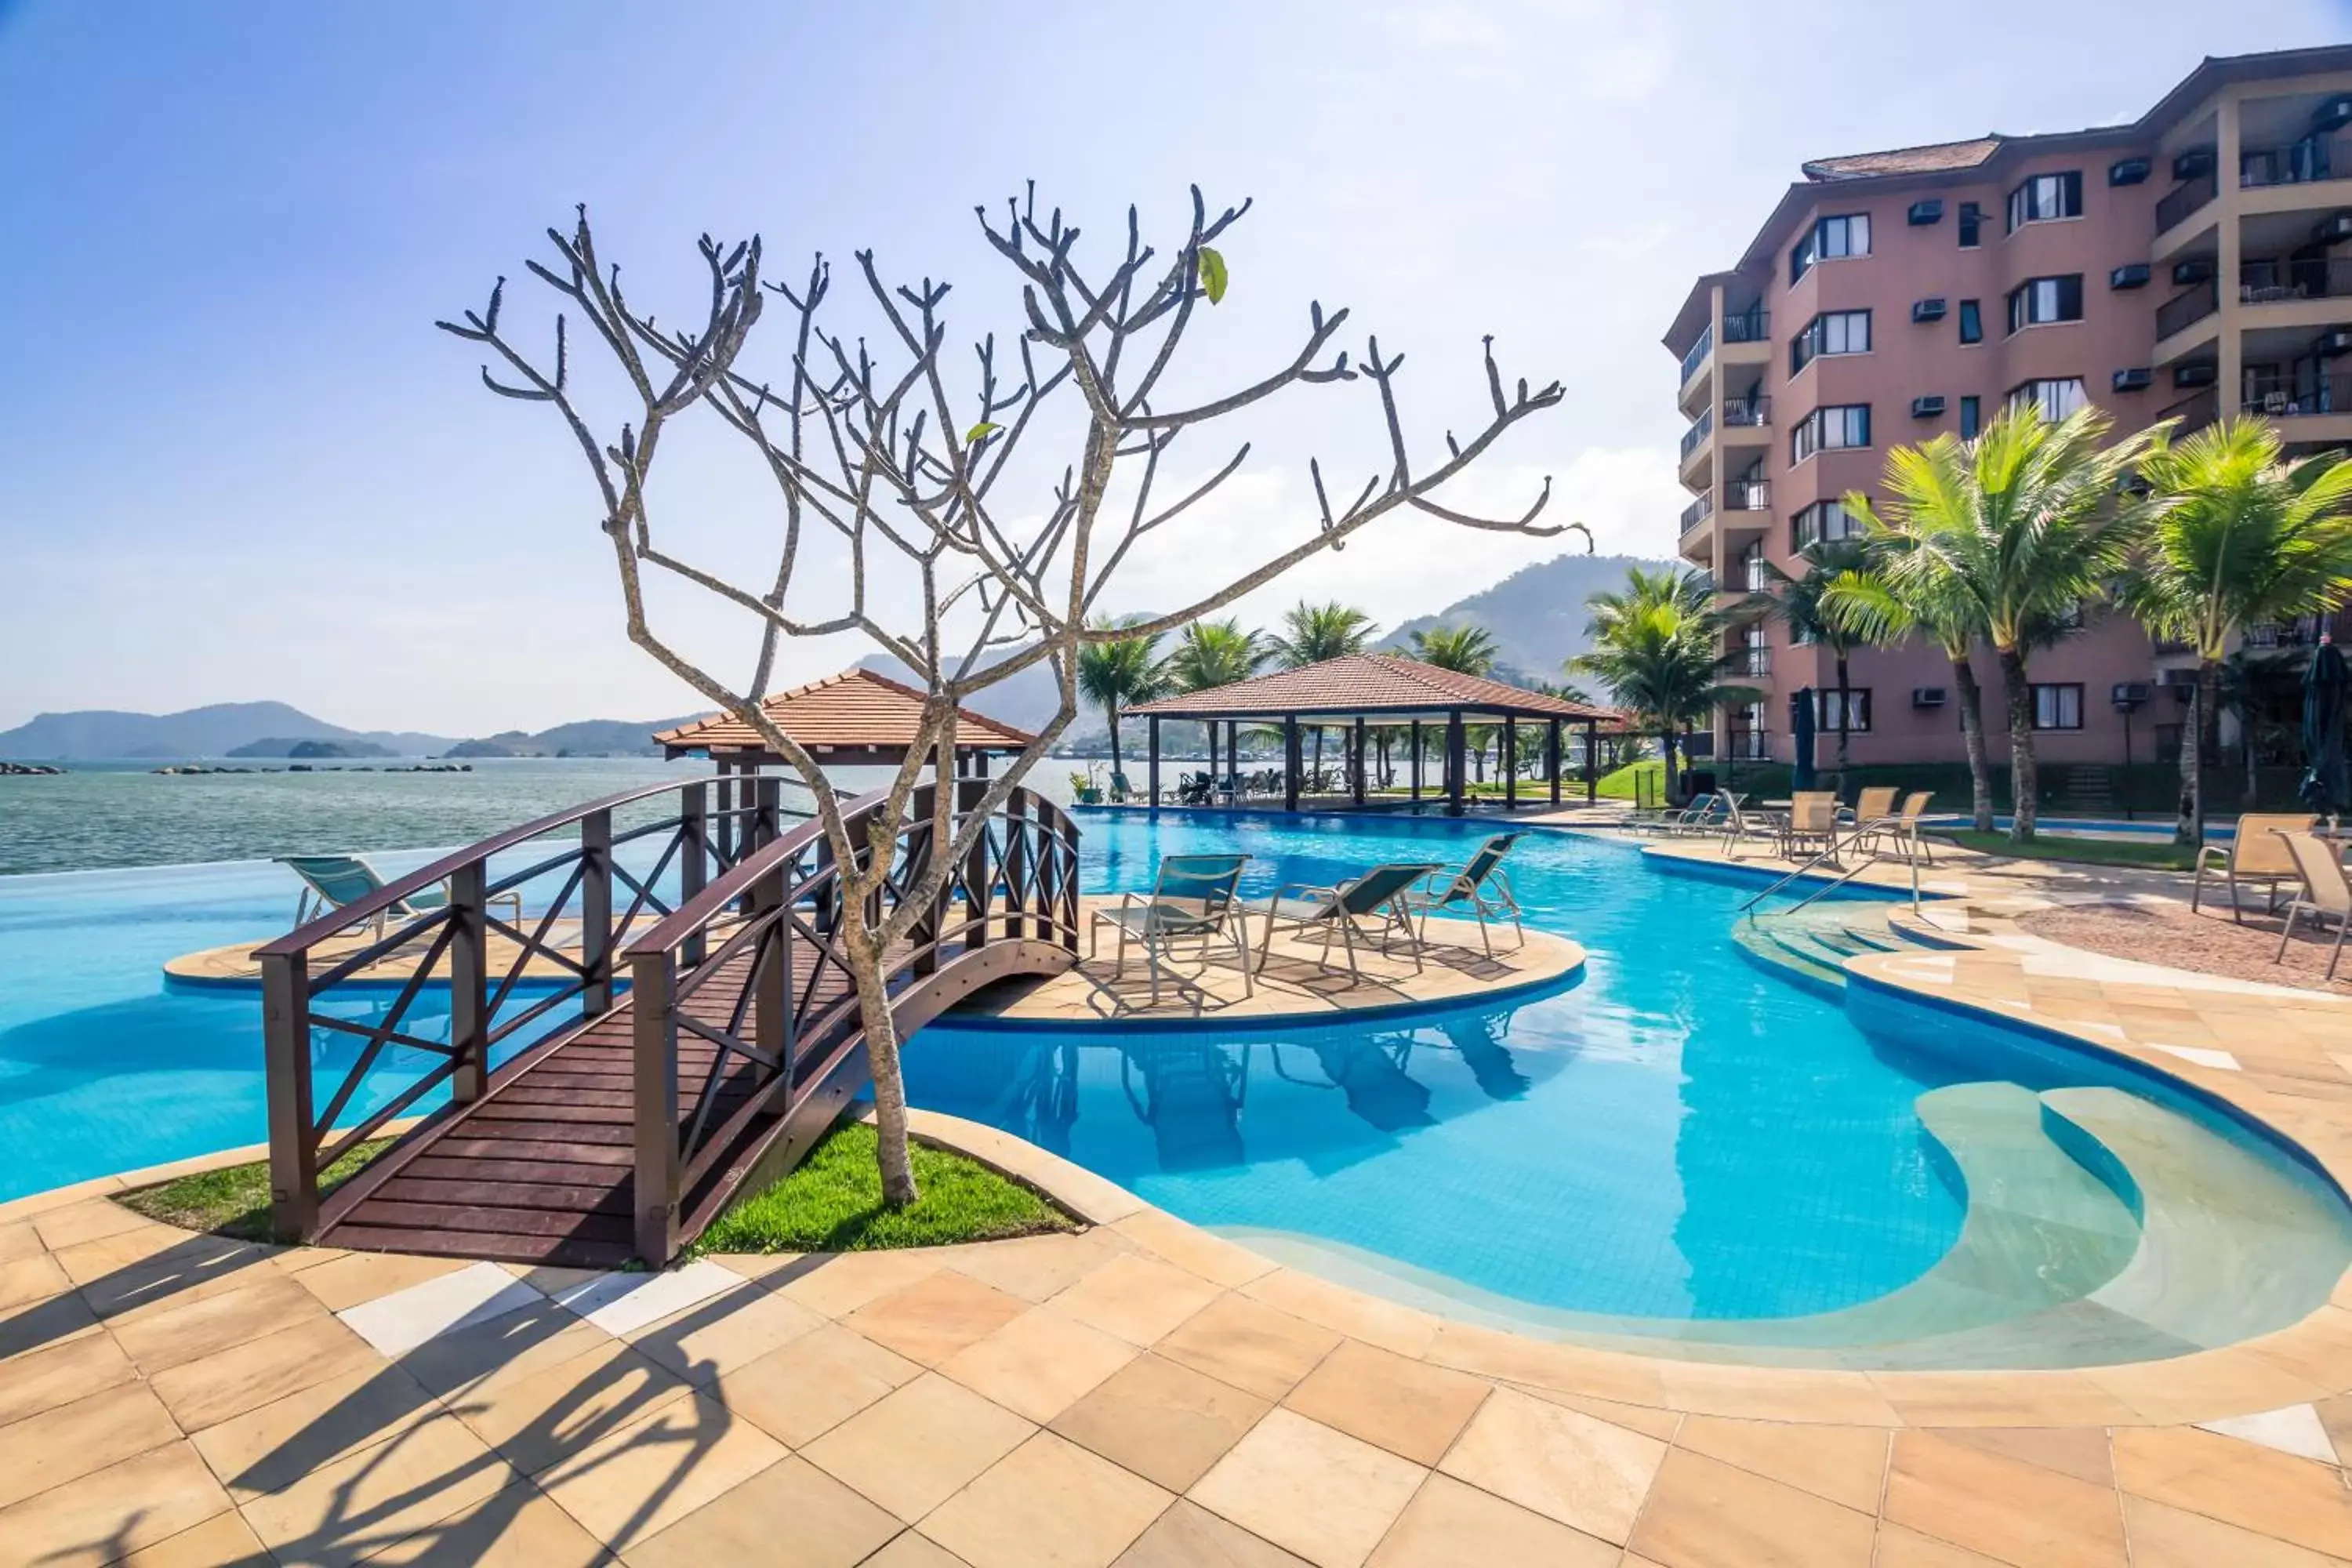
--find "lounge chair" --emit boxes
[1248,862,1443,979]
[279,854,523,937]
[1088,853,1253,1005]
[2194,813,2316,922]
[1848,786,1900,832]
[1403,833,1526,956]
[1661,792,1740,837]
[1719,795,1785,861]
[1781,791,1842,861]
[2274,830,2352,981]
[1108,771,1138,804]
[1860,789,1939,863]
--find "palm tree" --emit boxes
[1163,617,1265,693]
[1407,623,1501,675]
[2126,419,2352,847]
[1821,555,1998,833]
[1825,405,2158,841]
[1076,616,1169,780]
[1266,601,1375,783]
[1753,539,1876,770]
[1570,566,1751,804]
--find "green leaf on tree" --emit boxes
[1197,246,1229,304]
[964,421,1001,443]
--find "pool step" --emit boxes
[1733,907,1911,994]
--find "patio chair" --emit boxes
[1848,786,1900,831]
[1403,833,1526,956]
[1860,789,1939,863]
[2274,831,2352,982]
[1248,861,1443,979]
[1087,853,1254,1005]
[1661,793,1734,837]
[1780,791,1842,861]
[279,854,524,938]
[1719,794,1786,861]
[2194,812,2315,922]
[1107,771,1138,804]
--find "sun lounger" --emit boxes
[1247,861,1443,978]
[1088,853,1254,1005]
[1403,833,1526,956]
[278,854,523,937]
[2274,830,2352,981]
[2195,812,2316,922]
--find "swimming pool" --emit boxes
[4,809,2346,1364]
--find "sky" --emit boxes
[3,0,2349,735]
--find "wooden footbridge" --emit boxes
[256,778,1080,1269]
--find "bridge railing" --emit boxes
[256,774,793,1241]
[621,779,1080,1262]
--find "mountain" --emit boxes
[441,716,703,759]
[1380,552,1671,685]
[855,654,1066,735]
[0,702,456,760]
[227,737,397,759]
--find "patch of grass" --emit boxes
[693,1120,1078,1255]
[117,1138,394,1240]
[1934,829,2194,871]
[1595,759,1665,801]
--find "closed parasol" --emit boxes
[1791,687,1817,792]
[2300,637,2350,818]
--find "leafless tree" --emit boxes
[439,186,1573,1204]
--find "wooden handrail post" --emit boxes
[752,859,789,1086]
[631,949,682,1265]
[958,778,990,949]
[262,951,318,1241]
[680,783,709,967]
[910,784,940,977]
[1004,791,1029,941]
[581,808,615,1015]
[448,862,489,1103]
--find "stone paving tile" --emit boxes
[2122,1493,2352,1567]
[363,1483,611,1566]
[0,1440,234,1568]
[1051,1352,1272,1494]
[394,1303,613,1402]
[942,1228,1131,1304]
[627,1283,826,1387]
[1884,1428,2128,1567]
[1927,1425,2113,1490]
[146,1311,380,1434]
[2111,1424,2352,1559]
[441,1333,694,1479]
[1237,1270,1440,1361]
[532,1392,787,1552]
[1112,1210,1279,1290]
[0,1381,184,1512]
[289,1250,473,1314]
[335,1260,544,1359]
[556,1260,747,1338]
[768,1249,944,1318]
[620,1454,898,1568]
[111,1272,333,1374]
[1433,1386,1664,1546]
[919,1431,1172,1568]
[1189,1408,1428,1568]
[0,1223,41,1263]
[1624,1446,1878,1567]
[800,1372,1035,1523]
[236,1414,521,1568]
[1113,1499,1311,1568]
[1156,1292,1344,1403]
[1669,1414,1889,1514]
[843,1269,1031,1367]
[0,1252,72,1312]
[1051,1252,1226,1347]
[1364,1473,1617,1566]
[1280,1340,1488,1467]
[68,1235,270,1323]
[865,1532,975,1567]
[0,1328,136,1427]
[938,1301,1142,1423]
[191,1363,441,1501]
[117,1505,273,1567]
[31,1198,157,1251]
[1870,1522,2013,1566]
[713,1320,923,1448]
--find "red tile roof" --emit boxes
[1802,137,2004,181]
[654,668,1036,757]
[1129,653,1618,722]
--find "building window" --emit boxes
[1959,395,1981,439]
[1958,299,1983,344]
[1958,202,1982,248]
[2031,684,2084,731]
[1790,212,1871,283]
[2006,378,2089,422]
[1791,499,1865,551]
[1791,405,1871,464]
[2006,274,2085,332]
[1816,688,1873,733]
[1791,310,1871,373]
[2005,171,2084,231]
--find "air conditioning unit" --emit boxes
[1911,297,1947,323]
[1911,395,1947,418]
[2314,212,2352,247]
[2108,158,2151,187]
[2172,258,2215,286]
[2113,367,2154,392]
[1911,688,1948,709]
[2112,682,2152,710]
[2172,147,2216,180]
[2109,263,2151,289]
[2315,95,2352,134]
[2317,328,2352,360]
[1907,198,1944,226]
[2173,360,2219,389]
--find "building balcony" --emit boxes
[1724,478,1770,512]
[2158,388,2219,435]
[2241,257,2352,306]
[2242,616,2325,650]
[2154,172,2218,238]
[2155,281,2219,341]
[2244,371,2352,422]
[1679,406,1715,463]
[1721,396,1772,432]
[1725,728,1772,761]
[1737,647,1772,678]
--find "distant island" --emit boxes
[0,702,705,762]
[227,737,396,760]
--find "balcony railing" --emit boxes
[1722,397,1772,428]
[1679,325,1714,387]
[2240,134,2345,190]
[2243,372,2352,419]
[1742,558,1771,593]
[1725,479,1771,512]
[2155,173,2218,234]
[1722,307,1770,344]
[2159,388,2219,434]
[1679,493,1714,532]
[1738,648,1772,677]
[1679,406,1714,461]
[2244,618,2323,649]
[2155,281,2219,339]
[1726,729,1772,761]
[2241,257,2352,304]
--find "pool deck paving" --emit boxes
[13,828,2352,1563]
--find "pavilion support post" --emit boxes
[1410,720,1423,803]
[1210,721,1224,803]
[1352,717,1367,808]
[1585,720,1599,803]
[1147,717,1160,806]
[1227,721,1240,798]
[630,948,681,1266]
[1283,717,1301,811]
[1504,716,1518,811]
[1446,709,1466,818]
[1548,720,1563,808]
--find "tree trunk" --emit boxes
[2175,659,2214,848]
[844,920,918,1206]
[1105,699,1123,780]
[1660,728,1679,807]
[1951,654,1994,833]
[1998,645,2038,841]
[1835,652,1853,770]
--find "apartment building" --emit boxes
[1664,45,2352,773]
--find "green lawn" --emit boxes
[1933,829,2196,871]
[693,1121,1077,1255]
[1595,759,1666,800]
[117,1138,393,1240]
